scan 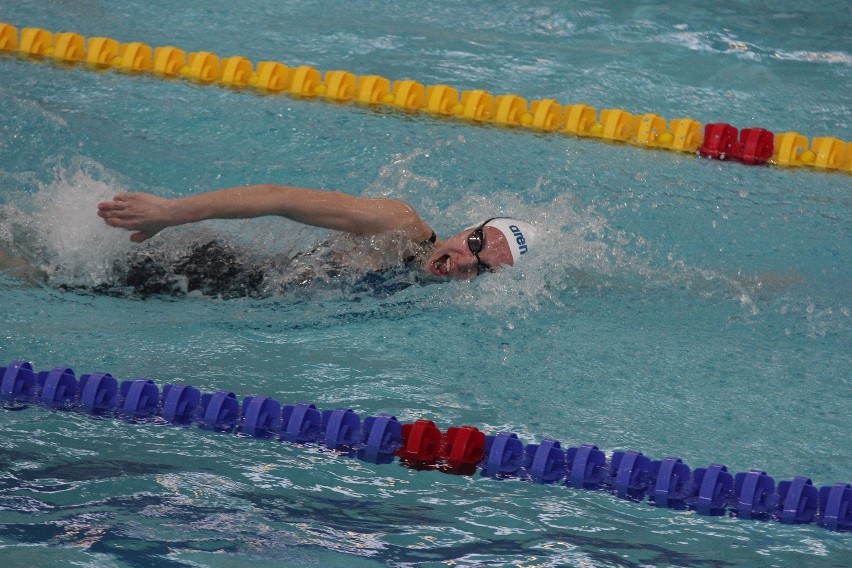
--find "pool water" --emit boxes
[1,1,850,566]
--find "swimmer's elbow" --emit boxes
[253,186,430,240]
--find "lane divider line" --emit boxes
[3,359,850,532]
[1,23,850,175]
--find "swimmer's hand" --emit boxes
[97,193,174,242]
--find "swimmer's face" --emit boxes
[426,225,514,279]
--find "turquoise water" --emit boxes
[1,1,850,566]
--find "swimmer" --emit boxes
[96,184,534,280]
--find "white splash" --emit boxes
[0,159,135,287]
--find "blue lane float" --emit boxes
[2,359,850,532]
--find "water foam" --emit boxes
[0,159,135,288]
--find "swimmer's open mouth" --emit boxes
[432,254,450,276]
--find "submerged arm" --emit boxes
[97,184,434,243]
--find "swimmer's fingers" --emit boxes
[97,193,137,216]
[97,207,130,220]
[100,214,137,228]
[97,193,127,208]
[97,204,144,223]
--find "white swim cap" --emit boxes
[482,217,534,264]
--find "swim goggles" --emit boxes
[467,218,497,275]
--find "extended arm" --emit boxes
[97,184,434,243]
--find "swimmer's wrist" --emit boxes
[167,197,199,226]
